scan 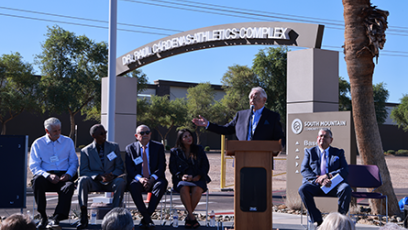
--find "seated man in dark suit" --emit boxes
[192,87,285,145]
[76,124,126,229]
[298,128,351,226]
[125,125,168,229]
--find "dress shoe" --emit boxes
[77,207,89,229]
[146,218,155,229]
[138,218,148,229]
[49,214,61,227]
[76,220,88,230]
[37,218,49,229]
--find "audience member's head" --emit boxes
[0,214,36,230]
[319,212,355,230]
[101,207,134,230]
[379,223,406,230]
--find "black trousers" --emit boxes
[32,174,75,220]
[129,178,168,219]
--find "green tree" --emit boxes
[338,77,389,125]
[36,26,108,140]
[221,65,259,120]
[137,95,187,143]
[391,95,408,132]
[185,83,217,144]
[339,77,352,111]
[373,82,389,125]
[0,52,39,134]
[130,69,149,94]
[252,46,287,125]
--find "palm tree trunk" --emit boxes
[343,0,399,215]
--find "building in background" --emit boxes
[1,79,407,152]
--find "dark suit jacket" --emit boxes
[300,146,349,184]
[80,141,124,179]
[169,145,211,189]
[125,140,166,185]
[207,107,285,145]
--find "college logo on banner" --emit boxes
[291,118,303,135]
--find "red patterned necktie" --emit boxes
[142,146,149,178]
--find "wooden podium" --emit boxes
[226,140,281,230]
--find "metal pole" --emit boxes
[220,135,226,189]
[107,0,117,142]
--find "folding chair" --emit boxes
[169,188,210,226]
[348,164,388,223]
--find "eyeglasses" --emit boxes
[138,131,151,135]
[99,131,107,135]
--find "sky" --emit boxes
[1,0,407,103]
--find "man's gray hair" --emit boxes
[319,128,333,138]
[44,117,61,130]
[319,212,355,230]
[249,87,267,100]
[102,207,134,230]
[136,124,150,134]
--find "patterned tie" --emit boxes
[98,145,104,166]
[248,110,254,140]
[320,150,326,175]
[142,146,149,178]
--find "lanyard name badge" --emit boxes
[50,156,59,163]
[107,151,117,161]
[134,156,143,165]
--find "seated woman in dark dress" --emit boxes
[169,129,211,229]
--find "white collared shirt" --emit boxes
[29,134,79,178]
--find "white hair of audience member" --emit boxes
[379,223,406,230]
[102,207,134,230]
[319,212,355,230]
[44,117,61,130]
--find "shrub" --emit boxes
[204,146,210,151]
[396,149,408,156]
[387,150,395,155]
[285,192,302,211]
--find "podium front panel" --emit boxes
[240,167,267,212]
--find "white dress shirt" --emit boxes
[29,134,79,179]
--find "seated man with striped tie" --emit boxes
[76,124,126,229]
[125,125,168,229]
[298,128,351,227]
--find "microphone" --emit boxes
[250,105,254,113]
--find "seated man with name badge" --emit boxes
[298,128,351,227]
[76,124,126,229]
[29,117,79,229]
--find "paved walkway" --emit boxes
[1,189,398,230]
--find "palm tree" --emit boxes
[342,0,399,215]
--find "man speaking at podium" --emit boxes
[192,87,285,145]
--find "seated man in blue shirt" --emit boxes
[29,117,79,229]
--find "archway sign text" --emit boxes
[116,22,324,76]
